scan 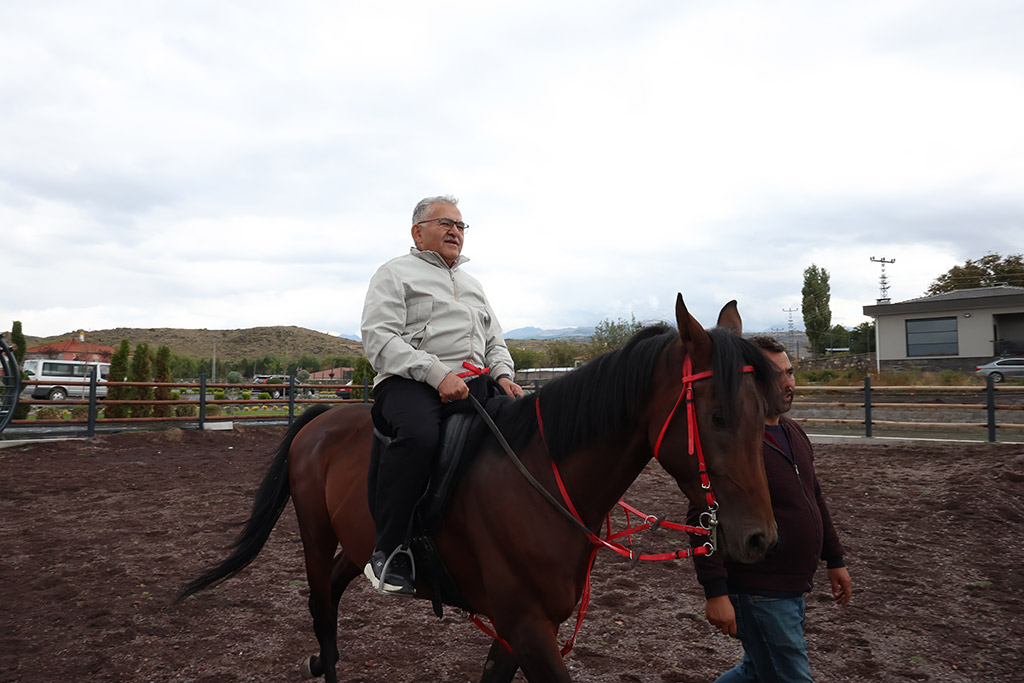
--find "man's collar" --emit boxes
[409,246,469,269]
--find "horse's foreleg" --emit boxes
[479,638,520,683]
[497,618,571,683]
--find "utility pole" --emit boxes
[783,307,799,358]
[870,256,895,303]
[869,257,894,373]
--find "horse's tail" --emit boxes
[175,404,333,603]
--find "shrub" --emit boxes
[175,404,198,417]
[258,392,271,400]
[241,391,251,400]
[36,407,62,420]
[170,390,181,400]
[206,405,221,417]
[213,390,226,400]
[71,405,89,420]
[226,370,244,384]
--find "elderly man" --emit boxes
[690,336,852,681]
[360,195,523,596]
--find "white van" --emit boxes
[21,359,111,400]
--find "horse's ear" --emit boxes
[716,300,743,335]
[675,293,710,355]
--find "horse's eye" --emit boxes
[711,412,726,428]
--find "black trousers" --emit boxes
[368,374,504,554]
[368,377,454,554]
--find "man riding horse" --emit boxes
[360,194,524,595]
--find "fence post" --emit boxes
[863,375,872,438]
[87,367,98,438]
[362,377,370,403]
[199,372,207,429]
[986,374,996,443]
[288,374,296,426]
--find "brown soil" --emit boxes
[1,427,1022,682]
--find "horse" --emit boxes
[177,294,779,682]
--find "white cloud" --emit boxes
[2,0,1022,341]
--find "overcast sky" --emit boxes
[3,0,1022,341]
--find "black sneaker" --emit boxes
[363,549,415,596]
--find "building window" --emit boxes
[905,317,958,357]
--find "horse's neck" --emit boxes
[557,433,652,528]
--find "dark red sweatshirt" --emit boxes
[689,417,845,598]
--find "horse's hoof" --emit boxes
[300,655,317,679]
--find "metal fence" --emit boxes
[4,370,1022,443]
[3,372,372,439]
[791,375,1024,442]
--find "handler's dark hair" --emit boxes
[748,335,786,354]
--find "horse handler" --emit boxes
[360,194,523,596]
[689,336,852,682]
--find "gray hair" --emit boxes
[748,335,787,354]
[412,195,459,224]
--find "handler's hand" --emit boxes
[498,376,524,398]
[829,566,852,606]
[706,595,736,637]
[438,372,469,403]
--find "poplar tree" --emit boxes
[801,264,832,356]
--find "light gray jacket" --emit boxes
[361,248,515,388]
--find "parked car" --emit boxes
[252,374,290,398]
[335,381,354,399]
[975,357,1024,383]
[21,359,110,400]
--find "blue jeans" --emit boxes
[715,594,812,683]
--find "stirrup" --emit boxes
[377,546,416,596]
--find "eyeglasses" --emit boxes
[415,217,468,232]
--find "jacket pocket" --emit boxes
[406,296,433,326]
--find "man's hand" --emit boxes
[498,376,524,398]
[438,372,469,403]
[705,595,736,637]
[829,566,852,606]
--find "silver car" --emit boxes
[975,357,1024,383]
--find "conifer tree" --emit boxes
[153,345,172,418]
[129,343,154,418]
[11,321,29,420]
[106,340,131,419]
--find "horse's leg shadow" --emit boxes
[480,638,520,683]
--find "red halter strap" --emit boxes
[652,355,754,509]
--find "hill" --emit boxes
[25,326,365,361]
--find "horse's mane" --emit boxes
[496,324,777,461]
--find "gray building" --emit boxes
[863,286,1024,372]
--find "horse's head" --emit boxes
[653,294,778,564]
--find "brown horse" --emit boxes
[178,294,778,682]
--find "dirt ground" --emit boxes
[1,426,1022,682]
